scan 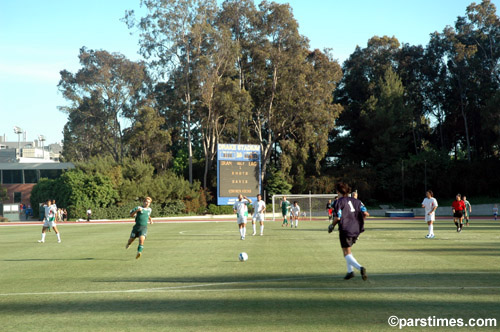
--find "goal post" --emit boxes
[271,194,338,221]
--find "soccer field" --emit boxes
[1,218,499,332]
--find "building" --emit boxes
[0,133,73,206]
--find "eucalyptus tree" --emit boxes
[58,47,150,163]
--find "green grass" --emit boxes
[1,218,499,332]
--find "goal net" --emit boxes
[271,194,338,221]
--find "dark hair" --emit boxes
[426,190,433,197]
[293,201,298,204]
[335,182,351,195]
[456,193,461,198]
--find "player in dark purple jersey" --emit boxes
[330,182,369,280]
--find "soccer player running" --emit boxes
[252,194,266,236]
[291,201,300,228]
[463,195,471,226]
[329,182,369,280]
[280,196,291,227]
[126,197,153,259]
[233,194,252,240]
[452,194,466,232]
[422,190,438,238]
[38,199,61,243]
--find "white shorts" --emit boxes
[43,219,56,228]
[237,216,247,225]
[425,214,435,222]
[252,214,265,222]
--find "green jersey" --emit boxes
[281,200,291,214]
[131,206,152,227]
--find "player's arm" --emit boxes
[149,216,153,224]
[130,207,140,218]
[361,205,369,219]
[244,196,252,204]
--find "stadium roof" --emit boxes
[0,163,75,170]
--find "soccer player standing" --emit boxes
[233,194,252,240]
[291,201,301,228]
[252,194,266,236]
[330,182,369,280]
[452,194,466,232]
[463,195,471,226]
[422,190,438,238]
[280,196,291,227]
[38,199,61,243]
[126,197,153,259]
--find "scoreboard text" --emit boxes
[217,144,261,205]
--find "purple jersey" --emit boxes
[333,196,367,237]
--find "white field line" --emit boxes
[1,273,499,297]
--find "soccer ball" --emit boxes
[239,252,248,262]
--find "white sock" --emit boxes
[253,223,256,233]
[260,225,264,234]
[41,233,46,241]
[56,233,61,241]
[295,220,298,227]
[428,224,434,235]
[346,261,353,273]
[242,226,246,237]
[345,254,361,270]
[239,228,244,237]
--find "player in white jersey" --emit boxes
[38,199,61,243]
[421,190,438,239]
[252,194,266,236]
[233,194,252,240]
[291,201,301,228]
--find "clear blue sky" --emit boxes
[0,0,497,145]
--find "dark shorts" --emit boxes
[454,211,463,219]
[130,225,148,238]
[339,234,358,248]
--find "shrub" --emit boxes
[207,204,234,215]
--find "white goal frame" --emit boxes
[271,194,338,221]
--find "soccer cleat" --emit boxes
[360,267,368,281]
[57,240,61,243]
[425,234,431,238]
[260,233,263,236]
[328,223,335,233]
[458,227,462,233]
[241,236,245,240]
[37,240,44,243]
[125,244,130,249]
[136,252,142,259]
[252,232,256,236]
[344,272,355,280]
[429,234,435,239]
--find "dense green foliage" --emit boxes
[57,0,500,206]
[31,157,206,219]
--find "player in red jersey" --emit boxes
[452,194,466,233]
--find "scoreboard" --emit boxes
[217,144,261,205]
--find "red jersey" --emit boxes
[452,200,466,211]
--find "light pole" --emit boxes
[13,126,22,157]
[38,135,46,159]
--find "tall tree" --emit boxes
[124,0,218,184]
[58,48,150,163]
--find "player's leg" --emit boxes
[459,216,464,232]
[252,219,256,236]
[260,220,264,236]
[341,238,367,280]
[38,226,48,243]
[453,217,459,231]
[52,225,61,243]
[136,235,146,259]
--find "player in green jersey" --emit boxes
[280,196,291,227]
[126,197,153,259]
[463,195,471,226]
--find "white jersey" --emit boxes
[253,200,266,217]
[291,205,300,216]
[422,197,438,221]
[233,200,249,218]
